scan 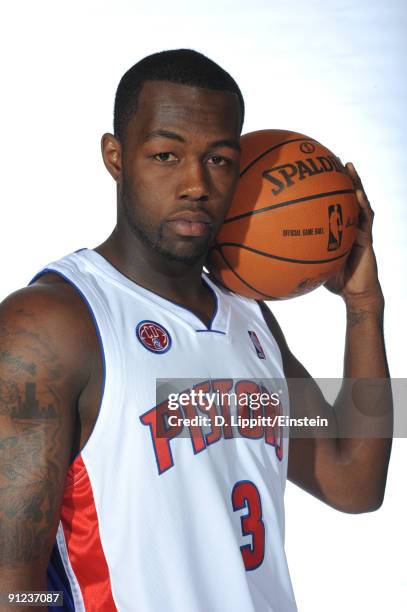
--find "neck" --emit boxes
[95,225,209,304]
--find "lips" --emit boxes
[166,211,212,224]
[166,211,213,238]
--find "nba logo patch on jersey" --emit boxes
[136,320,172,354]
[248,330,266,359]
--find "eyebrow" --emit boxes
[143,129,241,152]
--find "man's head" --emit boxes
[113,49,245,142]
[102,49,244,266]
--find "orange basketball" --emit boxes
[207,129,359,299]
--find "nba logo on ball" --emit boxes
[136,320,172,354]
[327,204,343,251]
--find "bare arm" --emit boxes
[259,299,392,514]
[0,285,91,609]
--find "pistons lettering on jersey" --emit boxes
[136,320,171,353]
[140,379,284,475]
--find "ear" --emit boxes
[101,133,122,181]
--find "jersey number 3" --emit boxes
[231,480,265,571]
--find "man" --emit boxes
[0,49,392,611]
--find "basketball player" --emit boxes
[0,50,392,611]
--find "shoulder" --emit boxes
[0,273,97,385]
[1,272,94,332]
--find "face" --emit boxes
[102,80,242,265]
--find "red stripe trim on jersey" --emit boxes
[59,455,117,611]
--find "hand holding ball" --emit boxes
[207,130,359,299]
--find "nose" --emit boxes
[177,160,210,201]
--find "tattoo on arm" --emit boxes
[0,351,36,376]
[0,325,69,569]
[346,308,369,328]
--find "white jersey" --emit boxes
[34,248,297,612]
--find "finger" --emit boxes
[356,187,374,215]
[346,161,371,203]
[345,162,363,190]
[354,199,375,236]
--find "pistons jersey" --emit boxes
[33,249,297,612]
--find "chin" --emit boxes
[155,240,209,265]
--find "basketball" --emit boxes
[207,129,359,299]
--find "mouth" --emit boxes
[165,212,213,238]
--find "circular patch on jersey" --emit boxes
[136,320,172,354]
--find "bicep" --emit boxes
[0,292,78,580]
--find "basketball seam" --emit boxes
[212,245,279,300]
[224,189,355,224]
[239,137,319,178]
[217,242,351,265]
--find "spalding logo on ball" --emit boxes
[207,129,359,300]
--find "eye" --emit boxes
[151,152,177,162]
[208,155,229,166]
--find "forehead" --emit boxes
[128,80,241,141]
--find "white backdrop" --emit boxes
[1,1,405,610]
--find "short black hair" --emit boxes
[113,48,245,141]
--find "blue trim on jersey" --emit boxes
[80,249,223,332]
[133,276,219,331]
[195,329,226,334]
[29,267,107,465]
[47,542,75,611]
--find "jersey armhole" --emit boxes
[29,268,107,468]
